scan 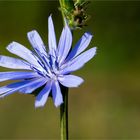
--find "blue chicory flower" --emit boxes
[0,15,96,108]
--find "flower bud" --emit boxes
[59,0,90,30]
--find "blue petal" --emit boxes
[60,47,97,74]
[48,15,57,56]
[52,81,63,107]
[19,78,47,94]
[27,30,47,56]
[0,78,45,98]
[58,75,84,87]
[7,42,39,67]
[57,25,72,65]
[0,55,31,70]
[35,81,52,108]
[66,32,93,62]
[0,71,39,82]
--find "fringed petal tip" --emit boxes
[58,75,84,88]
[85,32,93,37]
[93,47,97,55]
[0,94,5,99]
[55,100,63,108]
[35,101,45,108]
[6,41,16,50]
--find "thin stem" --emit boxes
[60,86,69,140]
[59,0,65,26]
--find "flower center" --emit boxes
[51,73,57,81]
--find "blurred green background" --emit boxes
[0,0,140,139]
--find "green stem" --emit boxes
[60,86,69,140]
[59,0,65,26]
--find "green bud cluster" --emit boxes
[59,0,90,30]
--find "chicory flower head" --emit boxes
[0,15,96,108]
